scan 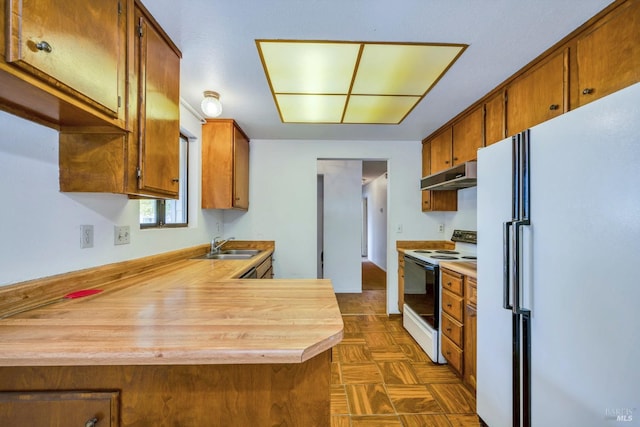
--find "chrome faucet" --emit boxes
[211,236,235,254]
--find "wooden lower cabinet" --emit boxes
[0,390,119,426]
[0,350,331,427]
[398,252,405,312]
[440,268,477,390]
[256,256,273,279]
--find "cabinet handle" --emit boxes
[36,41,52,53]
[171,178,179,183]
[582,88,594,95]
[453,157,458,161]
[447,303,452,308]
[445,160,450,164]
[549,104,559,110]
[446,327,452,332]
[85,417,98,427]
[446,281,452,287]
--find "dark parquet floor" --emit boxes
[331,261,482,426]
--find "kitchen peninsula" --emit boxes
[0,242,344,426]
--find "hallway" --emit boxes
[331,261,482,426]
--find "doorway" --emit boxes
[317,159,388,296]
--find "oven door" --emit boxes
[403,255,439,330]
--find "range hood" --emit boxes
[420,161,477,191]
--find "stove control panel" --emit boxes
[451,229,477,244]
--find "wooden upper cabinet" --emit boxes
[58,1,182,199]
[0,0,126,128]
[452,107,483,165]
[136,5,181,198]
[430,128,453,174]
[484,90,505,146]
[233,126,250,209]
[575,0,640,107]
[202,119,250,210]
[421,140,458,212]
[506,49,567,137]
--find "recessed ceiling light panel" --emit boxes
[256,40,467,124]
[276,94,347,123]
[344,95,421,124]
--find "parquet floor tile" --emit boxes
[332,270,483,426]
[345,384,395,415]
[331,385,350,415]
[377,360,421,384]
[341,362,384,384]
[429,383,476,414]
[400,414,452,427]
[386,384,444,414]
[351,415,404,426]
[445,414,484,426]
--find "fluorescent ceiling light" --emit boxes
[256,40,467,124]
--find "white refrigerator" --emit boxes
[477,82,640,427]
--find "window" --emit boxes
[139,134,189,228]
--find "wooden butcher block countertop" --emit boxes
[439,260,477,279]
[0,244,344,367]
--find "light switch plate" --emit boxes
[80,225,94,249]
[114,225,130,245]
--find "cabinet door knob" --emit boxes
[36,41,52,53]
[447,303,452,308]
[85,417,98,427]
[549,104,559,111]
[582,88,594,95]
[171,178,179,183]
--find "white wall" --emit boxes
[363,172,388,270]
[318,160,362,293]
[442,186,477,248]
[0,105,222,286]
[222,138,446,314]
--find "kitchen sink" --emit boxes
[192,249,262,260]
[192,253,254,260]
[220,249,262,255]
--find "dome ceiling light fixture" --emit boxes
[201,90,223,118]
[256,40,468,125]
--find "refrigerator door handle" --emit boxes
[513,219,531,316]
[503,220,513,310]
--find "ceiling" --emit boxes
[145,0,614,142]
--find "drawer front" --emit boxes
[441,312,463,347]
[0,390,119,426]
[256,257,272,278]
[441,334,463,374]
[441,270,463,296]
[466,277,477,306]
[442,289,464,322]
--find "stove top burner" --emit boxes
[414,250,432,253]
[462,256,477,260]
[435,250,459,254]
[431,255,459,260]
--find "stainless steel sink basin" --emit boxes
[220,249,262,255]
[192,249,262,260]
[192,253,254,260]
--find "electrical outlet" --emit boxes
[80,225,94,249]
[114,225,130,245]
[438,224,445,233]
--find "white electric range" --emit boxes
[402,230,477,363]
